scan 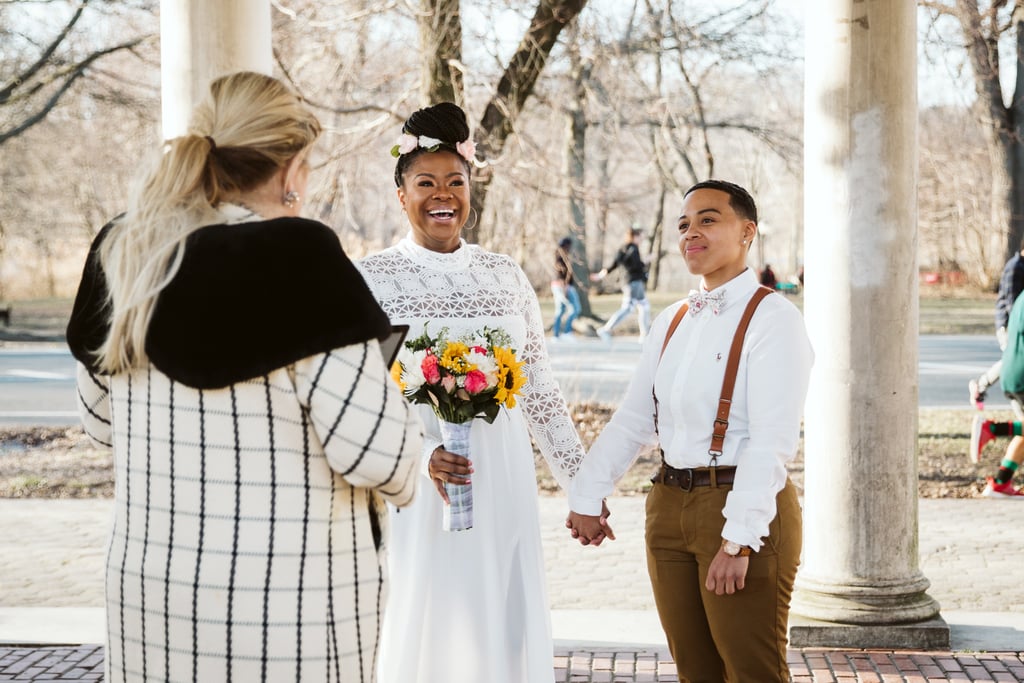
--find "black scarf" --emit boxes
[66,216,391,389]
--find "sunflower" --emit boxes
[440,341,473,374]
[492,346,526,408]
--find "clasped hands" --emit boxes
[564,500,750,595]
[565,501,615,546]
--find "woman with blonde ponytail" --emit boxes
[66,71,420,683]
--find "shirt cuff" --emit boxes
[568,493,604,516]
[721,520,764,552]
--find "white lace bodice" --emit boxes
[357,234,584,488]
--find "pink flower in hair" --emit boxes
[396,133,419,155]
[455,139,477,162]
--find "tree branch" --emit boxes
[0,37,146,146]
[0,0,90,105]
[476,0,589,157]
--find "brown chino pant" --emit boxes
[645,478,802,683]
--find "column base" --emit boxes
[788,614,950,649]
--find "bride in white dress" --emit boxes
[357,102,586,683]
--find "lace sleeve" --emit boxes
[510,260,585,489]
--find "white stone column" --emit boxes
[790,0,948,649]
[159,0,273,138]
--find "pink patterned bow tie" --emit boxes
[687,289,725,316]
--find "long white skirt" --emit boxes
[378,407,554,683]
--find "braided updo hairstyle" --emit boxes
[393,102,472,187]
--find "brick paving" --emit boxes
[0,646,103,681]
[2,645,1023,681]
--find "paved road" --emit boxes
[0,348,78,426]
[0,335,1010,426]
[548,334,1007,408]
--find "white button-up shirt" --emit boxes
[570,268,813,550]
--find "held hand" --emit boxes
[589,271,605,282]
[705,547,749,595]
[427,447,473,504]
[565,501,615,546]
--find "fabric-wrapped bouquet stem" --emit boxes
[439,420,473,531]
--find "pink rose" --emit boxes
[464,369,488,394]
[396,133,418,155]
[441,374,456,393]
[455,139,476,162]
[422,354,440,384]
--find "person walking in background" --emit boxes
[759,263,777,289]
[568,180,813,682]
[551,236,581,342]
[971,417,1024,498]
[591,226,651,343]
[969,246,1024,409]
[357,102,586,683]
[65,71,421,682]
[971,279,1024,499]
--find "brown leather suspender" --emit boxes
[655,285,774,465]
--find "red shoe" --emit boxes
[969,415,994,464]
[981,477,1024,499]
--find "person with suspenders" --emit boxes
[567,180,814,682]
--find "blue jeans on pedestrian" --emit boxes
[552,282,581,336]
[603,280,651,337]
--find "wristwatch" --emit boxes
[721,539,751,557]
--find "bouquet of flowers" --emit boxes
[391,325,526,531]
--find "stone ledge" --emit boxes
[788,614,950,650]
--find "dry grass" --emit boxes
[1,405,998,500]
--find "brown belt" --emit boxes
[652,465,737,491]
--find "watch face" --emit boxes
[724,541,741,556]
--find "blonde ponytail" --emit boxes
[94,72,321,373]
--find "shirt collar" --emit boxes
[700,268,759,314]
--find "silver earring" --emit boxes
[742,239,747,244]
[283,190,299,207]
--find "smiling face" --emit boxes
[677,188,756,290]
[397,151,471,253]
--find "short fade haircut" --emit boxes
[684,180,758,224]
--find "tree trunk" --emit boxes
[565,36,595,318]
[419,0,464,107]
[955,0,1016,275]
[1011,8,1024,256]
[470,0,589,244]
[647,183,668,290]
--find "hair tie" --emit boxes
[204,135,217,151]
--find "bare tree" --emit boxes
[0,0,154,146]
[415,0,589,242]
[575,0,800,290]
[920,0,1024,282]
[420,0,464,106]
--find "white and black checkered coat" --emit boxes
[69,216,421,683]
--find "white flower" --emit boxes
[418,135,443,149]
[398,347,427,391]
